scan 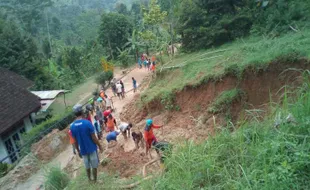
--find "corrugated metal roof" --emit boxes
[31,90,69,100]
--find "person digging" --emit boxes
[144,119,162,157]
[70,104,103,183]
[132,131,144,150]
[119,122,133,140]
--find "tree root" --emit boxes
[120,158,160,189]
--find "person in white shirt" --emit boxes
[118,122,133,139]
[116,82,123,100]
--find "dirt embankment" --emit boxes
[121,59,310,142]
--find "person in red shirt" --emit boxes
[144,119,162,156]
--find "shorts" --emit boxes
[117,92,122,97]
[82,151,99,169]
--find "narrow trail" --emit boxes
[14,67,151,190]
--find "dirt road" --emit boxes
[12,67,151,190]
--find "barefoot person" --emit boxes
[70,104,103,183]
[132,131,144,149]
[144,119,162,156]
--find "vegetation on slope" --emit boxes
[208,88,244,114]
[142,30,310,104]
[139,73,310,189]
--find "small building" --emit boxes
[0,68,41,163]
[31,90,69,122]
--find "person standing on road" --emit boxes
[132,77,137,93]
[144,119,162,156]
[70,104,103,183]
[120,80,125,98]
[116,82,123,100]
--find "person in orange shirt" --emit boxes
[68,129,77,155]
[144,119,162,156]
[105,114,117,132]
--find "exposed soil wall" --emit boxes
[121,59,309,142]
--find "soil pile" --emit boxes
[31,128,69,163]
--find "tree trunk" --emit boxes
[108,37,114,60]
[135,49,139,61]
[170,23,174,55]
[146,45,149,56]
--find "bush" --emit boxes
[208,88,244,114]
[45,167,70,190]
[95,71,114,87]
[0,163,9,177]
[21,112,75,154]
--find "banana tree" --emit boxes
[123,29,143,61]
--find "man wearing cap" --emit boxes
[70,104,103,183]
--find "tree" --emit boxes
[95,71,113,87]
[178,0,252,51]
[98,13,133,60]
[0,18,55,90]
[115,3,128,15]
[123,29,144,61]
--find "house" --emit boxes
[31,90,69,122]
[0,68,41,163]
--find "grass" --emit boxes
[49,76,98,115]
[45,167,70,190]
[208,88,244,114]
[143,30,310,104]
[138,75,310,189]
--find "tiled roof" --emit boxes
[0,67,34,89]
[0,68,40,135]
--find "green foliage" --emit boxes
[160,91,179,111]
[140,79,310,189]
[208,88,244,114]
[142,29,310,105]
[0,18,56,90]
[95,71,114,86]
[98,12,133,60]
[178,0,310,51]
[45,167,70,190]
[117,48,133,68]
[0,163,9,177]
[143,0,167,26]
[22,112,74,153]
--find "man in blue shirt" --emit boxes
[106,130,120,143]
[70,104,103,183]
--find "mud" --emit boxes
[121,59,310,143]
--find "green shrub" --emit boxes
[95,71,114,87]
[0,163,9,177]
[45,167,70,190]
[208,88,244,113]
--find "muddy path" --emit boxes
[8,67,152,190]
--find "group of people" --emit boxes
[66,67,170,182]
[67,102,171,182]
[110,77,138,100]
[138,54,157,73]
